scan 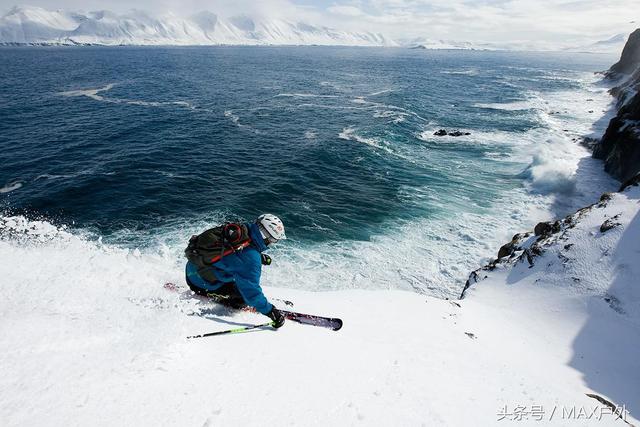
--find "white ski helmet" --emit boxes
[256,214,287,242]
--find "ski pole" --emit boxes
[187,322,275,339]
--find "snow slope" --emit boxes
[1,184,639,426]
[0,6,393,46]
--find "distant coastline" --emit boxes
[0,5,628,53]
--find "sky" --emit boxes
[2,0,639,48]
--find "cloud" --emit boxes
[321,0,640,46]
[327,5,365,16]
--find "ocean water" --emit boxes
[0,46,620,298]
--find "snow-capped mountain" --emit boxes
[403,37,486,50]
[0,6,395,46]
[565,33,629,53]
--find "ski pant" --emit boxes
[185,276,247,309]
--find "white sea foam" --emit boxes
[473,101,536,111]
[338,126,394,154]
[223,109,264,134]
[440,68,479,76]
[60,83,115,100]
[0,181,22,194]
[224,109,240,124]
[275,93,340,98]
[419,70,619,245]
[373,110,408,123]
[368,89,394,96]
[34,169,116,181]
[60,83,196,110]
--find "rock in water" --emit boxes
[433,129,471,137]
[448,130,471,137]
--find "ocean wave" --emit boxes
[338,126,395,155]
[520,151,578,195]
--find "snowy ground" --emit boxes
[1,185,639,426]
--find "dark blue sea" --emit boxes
[0,46,618,297]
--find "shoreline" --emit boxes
[462,29,640,298]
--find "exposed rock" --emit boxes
[599,192,614,202]
[530,244,544,256]
[533,220,561,236]
[606,28,640,78]
[534,221,552,236]
[619,172,640,191]
[433,129,471,137]
[603,293,625,314]
[533,222,551,236]
[497,242,514,259]
[593,91,640,181]
[593,29,640,183]
[600,215,622,232]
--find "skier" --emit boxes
[184,214,287,328]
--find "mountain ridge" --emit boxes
[0,5,394,47]
[0,5,628,51]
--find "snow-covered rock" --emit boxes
[0,6,395,46]
[462,182,640,420]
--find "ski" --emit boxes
[163,283,342,331]
[281,309,343,331]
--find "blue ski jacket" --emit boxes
[185,223,273,315]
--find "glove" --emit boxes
[267,306,285,328]
[261,254,272,266]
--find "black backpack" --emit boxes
[185,223,252,283]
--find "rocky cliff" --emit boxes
[462,29,640,298]
[606,29,640,77]
[593,28,640,183]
